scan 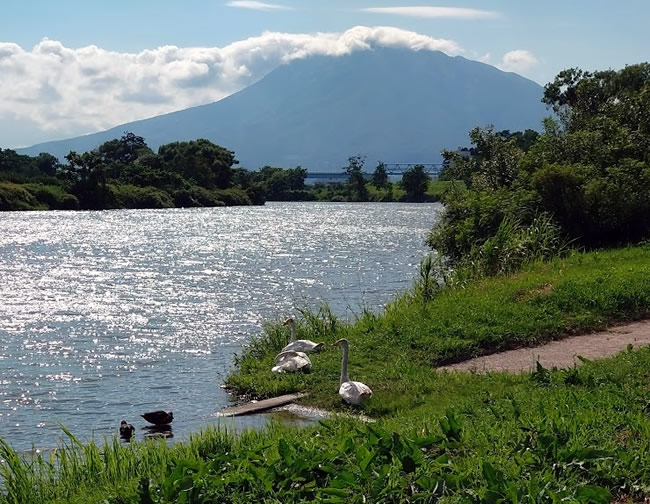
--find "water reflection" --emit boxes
[0,202,441,451]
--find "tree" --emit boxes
[344,155,368,201]
[444,127,522,190]
[98,132,150,165]
[401,164,430,202]
[35,153,60,176]
[63,151,110,209]
[286,166,307,191]
[542,64,650,161]
[372,161,388,188]
[158,139,238,189]
[497,129,540,152]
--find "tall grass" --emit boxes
[445,214,572,286]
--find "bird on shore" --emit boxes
[332,338,373,406]
[119,420,135,440]
[141,410,174,425]
[271,350,312,373]
[280,318,324,353]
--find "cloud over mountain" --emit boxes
[0,27,461,147]
[499,50,539,73]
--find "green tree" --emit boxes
[35,153,60,176]
[442,127,523,190]
[497,129,540,152]
[344,155,368,201]
[158,139,237,189]
[401,164,430,202]
[286,166,307,190]
[98,132,150,165]
[63,151,110,209]
[371,161,388,188]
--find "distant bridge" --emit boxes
[307,163,444,180]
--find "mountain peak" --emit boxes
[19,49,547,169]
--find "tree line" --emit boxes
[0,135,446,211]
[429,62,650,274]
[0,135,263,211]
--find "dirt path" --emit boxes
[438,320,650,373]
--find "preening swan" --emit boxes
[333,338,373,405]
[271,350,312,373]
[280,318,324,353]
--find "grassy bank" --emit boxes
[226,245,650,415]
[2,245,650,503]
[3,348,650,503]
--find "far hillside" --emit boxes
[18,48,549,170]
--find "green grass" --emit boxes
[226,245,650,415]
[0,181,46,210]
[3,349,650,503]
[3,245,650,503]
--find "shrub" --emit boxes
[24,184,79,210]
[212,188,251,206]
[111,184,174,209]
[0,182,44,210]
[188,186,226,207]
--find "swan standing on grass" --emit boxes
[333,338,373,405]
[281,318,324,353]
[271,350,312,373]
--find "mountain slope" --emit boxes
[20,48,549,170]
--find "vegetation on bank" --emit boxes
[1,141,444,211]
[0,135,265,211]
[431,63,650,262]
[227,245,650,414]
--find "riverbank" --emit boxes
[2,245,650,503]
[227,245,650,415]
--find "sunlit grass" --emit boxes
[227,245,650,414]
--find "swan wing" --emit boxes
[281,340,324,353]
[271,352,311,373]
[274,350,307,365]
[339,381,373,405]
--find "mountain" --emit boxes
[19,48,549,170]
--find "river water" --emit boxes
[0,202,441,451]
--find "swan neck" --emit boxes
[340,342,350,385]
[289,323,296,342]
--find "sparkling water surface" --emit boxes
[0,202,441,451]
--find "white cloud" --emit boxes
[226,1,293,10]
[498,49,538,73]
[478,52,491,64]
[360,6,499,19]
[0,27,462,147]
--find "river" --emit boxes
[0,202,441,451]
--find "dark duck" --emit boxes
[141,410,173,425]
[119,420,135,440]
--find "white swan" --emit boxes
[271,350,312,373]
[280,318,324,353]
[333,338,373,405]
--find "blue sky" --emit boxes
[0,1,648,147]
